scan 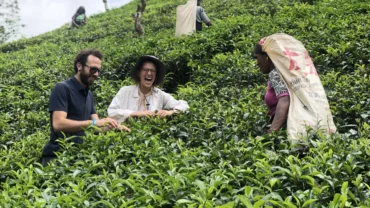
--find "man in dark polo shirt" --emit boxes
[42,49,130,166]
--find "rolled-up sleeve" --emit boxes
[161,91,189,113]
[107,88,134,123]
[199,7,211,24]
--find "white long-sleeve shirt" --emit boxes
[108,85,189,123]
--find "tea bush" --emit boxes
[0,0,370,207]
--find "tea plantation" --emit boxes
[1,0,370,207]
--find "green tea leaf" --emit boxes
[217,201,235,208]
[237,195,253,208]
[302,199,317,207]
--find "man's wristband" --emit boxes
[92,118,97,126]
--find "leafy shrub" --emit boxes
[0,0,370,206]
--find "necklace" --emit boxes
[144,95,151,110]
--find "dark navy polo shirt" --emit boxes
[42,77,96,157]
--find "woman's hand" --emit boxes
[117,124,131,132]
[157,110,174,118]
[131,110,156,117]
[100,124,131,132]
[131,110,174,118]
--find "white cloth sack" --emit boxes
[260,33,336,142]
[175,0,197,37]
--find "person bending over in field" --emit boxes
[196,0,212,31]
[252,33,336,140]
[41,49,130,167]
[133,4,144,36]
[71,6,87,28]
[108,55,189,123]
[253,43,290,133]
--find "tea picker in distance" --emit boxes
[253,33,336,142]
[103,0,109,12]
[41,49,130,167]
[108,55,189,123]
[71,6,87,28]
[196,0,212,31]
[133,3,145,36]
[175,0,212,36]
[132,0,146,36]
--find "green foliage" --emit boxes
[1,0,370,207]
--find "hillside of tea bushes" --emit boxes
[1,0,370,207]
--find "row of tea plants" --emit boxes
[0,0,370,206]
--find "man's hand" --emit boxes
[101,124,113,132]
[95,118,119,128]
[156,110,174,118]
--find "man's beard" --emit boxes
[80,71,95,86]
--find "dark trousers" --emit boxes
[196,21,203,31]
[42,156,57,167]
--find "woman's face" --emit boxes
[255,53,271,74]
[139,62,156,90]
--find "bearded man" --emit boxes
[41,49,130,166]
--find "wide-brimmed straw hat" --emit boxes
[130,55,166,86]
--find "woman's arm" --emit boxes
[268,69,289,132]
[269,96,290,132]
[155,91,189,118]
[162,91,189,113]
[108,88,134,123]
